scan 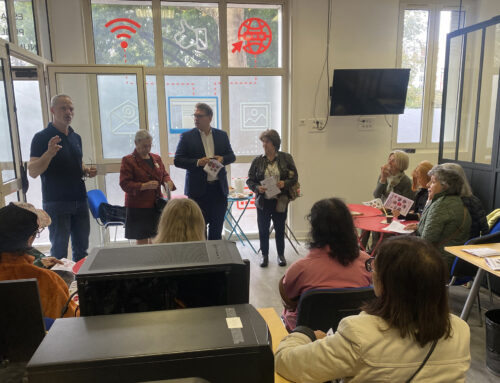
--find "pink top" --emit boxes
[282,246,372,331]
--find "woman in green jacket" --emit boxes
[407,165,471,271]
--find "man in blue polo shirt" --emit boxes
[28,94,96,261]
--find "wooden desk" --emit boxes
[257,308,292,383]
[445,243,500,320]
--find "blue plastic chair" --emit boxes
[87,189,125,243]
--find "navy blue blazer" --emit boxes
[174,128,236,198]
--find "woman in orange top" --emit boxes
[0,202,78,319]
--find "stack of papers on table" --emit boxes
[383,220,414,234]
[485,258,500,271]
[461,248,500,257]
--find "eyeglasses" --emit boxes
[365,257,375,273]
[192,113,207,119]
[35,227,45,238]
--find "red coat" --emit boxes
[119,150,174,208]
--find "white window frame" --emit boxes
[393,1,468,150]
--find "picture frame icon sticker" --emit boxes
[110,100,139,136]
[240,102,271,130]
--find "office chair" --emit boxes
[449,231,500,326]
[87,189,125,244]
[296,287,375,333]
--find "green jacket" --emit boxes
[417,191,471,270]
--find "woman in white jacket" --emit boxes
[275,236,470,383]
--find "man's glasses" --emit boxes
[35,227,45,238]
[365,257,375,273]
[192,113,207,119]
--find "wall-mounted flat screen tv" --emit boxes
[330,68,410,116]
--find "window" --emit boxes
[395,2,465,148]
[89,1,288,235]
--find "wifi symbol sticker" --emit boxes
[105,18,142,50]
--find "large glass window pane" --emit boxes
[475,24,500,165]
[164,75,221,156]
[229,163,257,234]
[91,0,154,66]
[431,10,465,143]
[161,2,220,68]
[227,4,281,68]
[4,190,18,204]
[146,75,160,155]
[228,76,281,156]
[442,35,464,160]
[14,0,37,54]
[397,10,429,144]
[457,29,482,162]
[0,60,15,183]
[97,74,140,159]
[0,0,9,41]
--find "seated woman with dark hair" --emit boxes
[0,203,78,319]
[275,236,470,382]
[279,198,371,331]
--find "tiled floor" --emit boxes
[236,239,500,382]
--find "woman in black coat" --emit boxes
[247,130,298,267]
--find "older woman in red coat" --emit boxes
[120,130,175,244]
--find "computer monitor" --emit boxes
[27,304,273,383]
[76,240,250,316]
[0,279,46,363]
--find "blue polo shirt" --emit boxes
[30,123,87,202]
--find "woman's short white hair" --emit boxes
[134,129,152,143]
[441,162,473,197]
[389,150,410,172]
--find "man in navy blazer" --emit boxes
[174,103,236,240]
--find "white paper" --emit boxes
[485,258,500,271]
[226,317,243,329]
[261,177,281,199]
[326,328,335,336]
[384,192,414,217]
[362,198,383,209]
[462,248,500,258]
[383,220,415,234]
[203,158,223,178]
[50,258,76,273]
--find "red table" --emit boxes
[353,216,417,254]
[347,203,383,218]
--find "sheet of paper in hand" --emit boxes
[261,176,281,199]
[203,158,223,178]
[384,192,414,217]
[383,220,415,234]
[363,198,383,209]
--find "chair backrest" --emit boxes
[0,279,46,363]
[451,231,500,278]
[296,287,375,333]
[490,219,500,235]
[87,189,108,219]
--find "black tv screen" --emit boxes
[330,68,410,116]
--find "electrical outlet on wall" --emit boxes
[308,118,327,133]
[358,117,374,131]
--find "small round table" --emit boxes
[224,193,257,253]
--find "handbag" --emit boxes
[289,181,301,201]
[154,182,171,213]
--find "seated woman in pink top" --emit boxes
[279,198,372,331]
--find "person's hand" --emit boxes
[405,223,418,231]
[41,257,63,268]
[47,136,62,158]
[86,166,97,178]
[213,155,223,164]
[166,180,175,191]
[277,180,285,189]
[141,180,159,190]
[314,330,327,340]
[197,157,210,167]
[392,209,400,219]
[257,186,267,194]
[380,164,390,183]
